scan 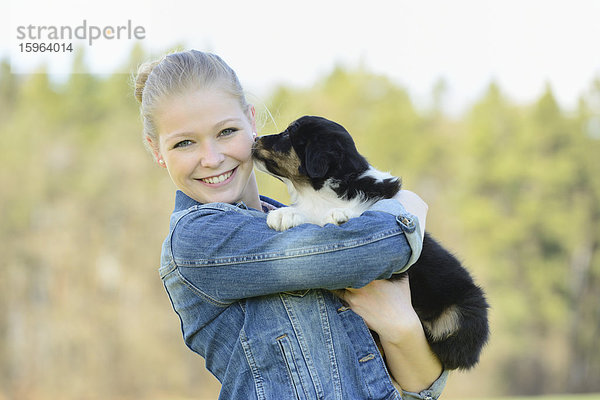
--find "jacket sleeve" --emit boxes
[399,370,449,400]
[164,199,422,304]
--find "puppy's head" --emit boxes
[253,116,369,190]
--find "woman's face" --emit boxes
[153,88,257,205]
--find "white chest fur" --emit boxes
[266,175,378,231]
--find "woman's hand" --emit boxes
[337,278,422,344]
[336,278,443,393]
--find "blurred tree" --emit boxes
[453,81,600,394]
[565,80,600,392]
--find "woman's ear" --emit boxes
[146,136,167,168]
[248,104,257,133]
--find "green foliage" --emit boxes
[1,48,599,399]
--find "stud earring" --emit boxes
[159,159,165,166]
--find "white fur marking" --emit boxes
[422,305,462,341]
[261,163,398,230]
[293,182,370,226]
[359,166,397,183]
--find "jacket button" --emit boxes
[396,215,411,226]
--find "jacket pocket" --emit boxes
[281,289,311,297]
[276,334,310,400]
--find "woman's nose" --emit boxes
[200,142,225,168]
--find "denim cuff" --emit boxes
[368,199,423,273]
[401,370,449,400]
[368,198,410,216]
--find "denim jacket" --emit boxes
[159,191,448,400]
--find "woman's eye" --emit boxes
[219,128,237,137]
[173,140,193,149]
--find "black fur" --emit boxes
[254,115,490,370]
[406,234,489,369]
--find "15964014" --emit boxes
[19,43,73,52]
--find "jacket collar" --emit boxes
[173,190,285,213]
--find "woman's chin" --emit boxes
[191,185,244,205]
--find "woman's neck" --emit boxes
[242,172,263,212]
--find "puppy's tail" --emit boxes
[424,285,490,370]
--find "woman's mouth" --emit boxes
[197,167,236,186]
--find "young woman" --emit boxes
[134,50,447,399]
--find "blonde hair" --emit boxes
[133,50,250,154]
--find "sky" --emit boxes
[3,0,600,114]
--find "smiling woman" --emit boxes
[133,50,447,400]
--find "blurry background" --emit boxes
[1,1,599,399]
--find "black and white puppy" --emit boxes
[253,115,489,370]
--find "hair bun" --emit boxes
[134,60,160,104]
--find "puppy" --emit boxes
[253,115,489,370]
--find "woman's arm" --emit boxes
[337,279,447,397]
[165,197,424,303]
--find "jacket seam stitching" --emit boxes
[174,268,233,307]
[174,230,405,267]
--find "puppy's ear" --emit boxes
[304,142,331,178]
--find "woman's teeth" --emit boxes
[201,170,233,184]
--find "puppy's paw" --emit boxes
[324,208,355,225]
[267,208,307,231]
